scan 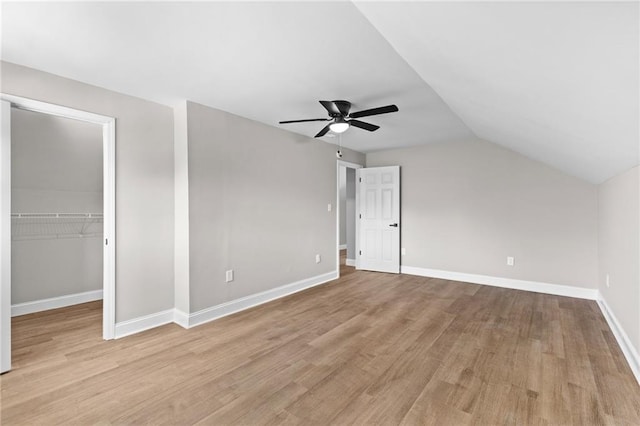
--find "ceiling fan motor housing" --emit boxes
[331,100,351,117]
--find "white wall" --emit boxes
[367,139,598,289]
[184,101,365,312]
[2,61,175,322]
[11,108,103,304]
[598,166,639,354]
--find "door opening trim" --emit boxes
[0,94,116,347]
[336,160,363,276]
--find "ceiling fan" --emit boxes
[279,100,399,138]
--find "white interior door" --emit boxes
[356,166,400,273]
[1,100,11,373]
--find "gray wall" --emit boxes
[367,139,598,289]
[2,61,175,322]
[11,108,103,304]
[185,101,365,312]
[598,166,639,353]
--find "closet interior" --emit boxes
[11,108,103,314]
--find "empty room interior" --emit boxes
[1,1,639,425]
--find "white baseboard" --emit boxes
[185,271,338,328]
[401,265,598,300]
[113,271,338,338]
[11,289,103,317]
[173,309,189,329]
[597,294,640,385]
[346,258,356,267]
[339,244,347,250]
[114,309,174,339]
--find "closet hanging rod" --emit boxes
[11,213,103,219]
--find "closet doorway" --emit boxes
[0,96,115,374]
[336,160,362,276]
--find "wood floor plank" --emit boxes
[2,260,639,425]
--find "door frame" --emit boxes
[0,94,116,373]
[336,160,363,276]
[1,100,10,373]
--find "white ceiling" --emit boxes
[2,1,638,183]
[355,1,639,184]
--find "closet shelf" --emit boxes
[11,213,103,241]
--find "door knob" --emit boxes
[389,223,398,227]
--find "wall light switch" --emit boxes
[507,256,515,266]
[225,270,234,283]
[401,248,406,256]
[316,254,321,264]
[327,203,332,212]
[606,274,610,288]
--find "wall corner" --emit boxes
[174,101,190,314]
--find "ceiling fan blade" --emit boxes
[315,124,332,138]
[279,118,329,124]
[349,104,398,119]
[349,119,380,132]
[319,100,341,115]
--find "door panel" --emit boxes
[382,230,393,261]
[357,166,400,273]
[381,189,393,219]
[365,189,376,219]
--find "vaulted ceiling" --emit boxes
[2,2,638,183]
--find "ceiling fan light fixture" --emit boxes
[329,118,349,134]
[279,100,398,138]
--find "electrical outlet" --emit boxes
[606,274,610,288]
[316,254,321,264]
[507,256,515,266]
[401,247,406,256]
[225,270,234,283]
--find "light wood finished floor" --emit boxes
[2,260,639,425]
